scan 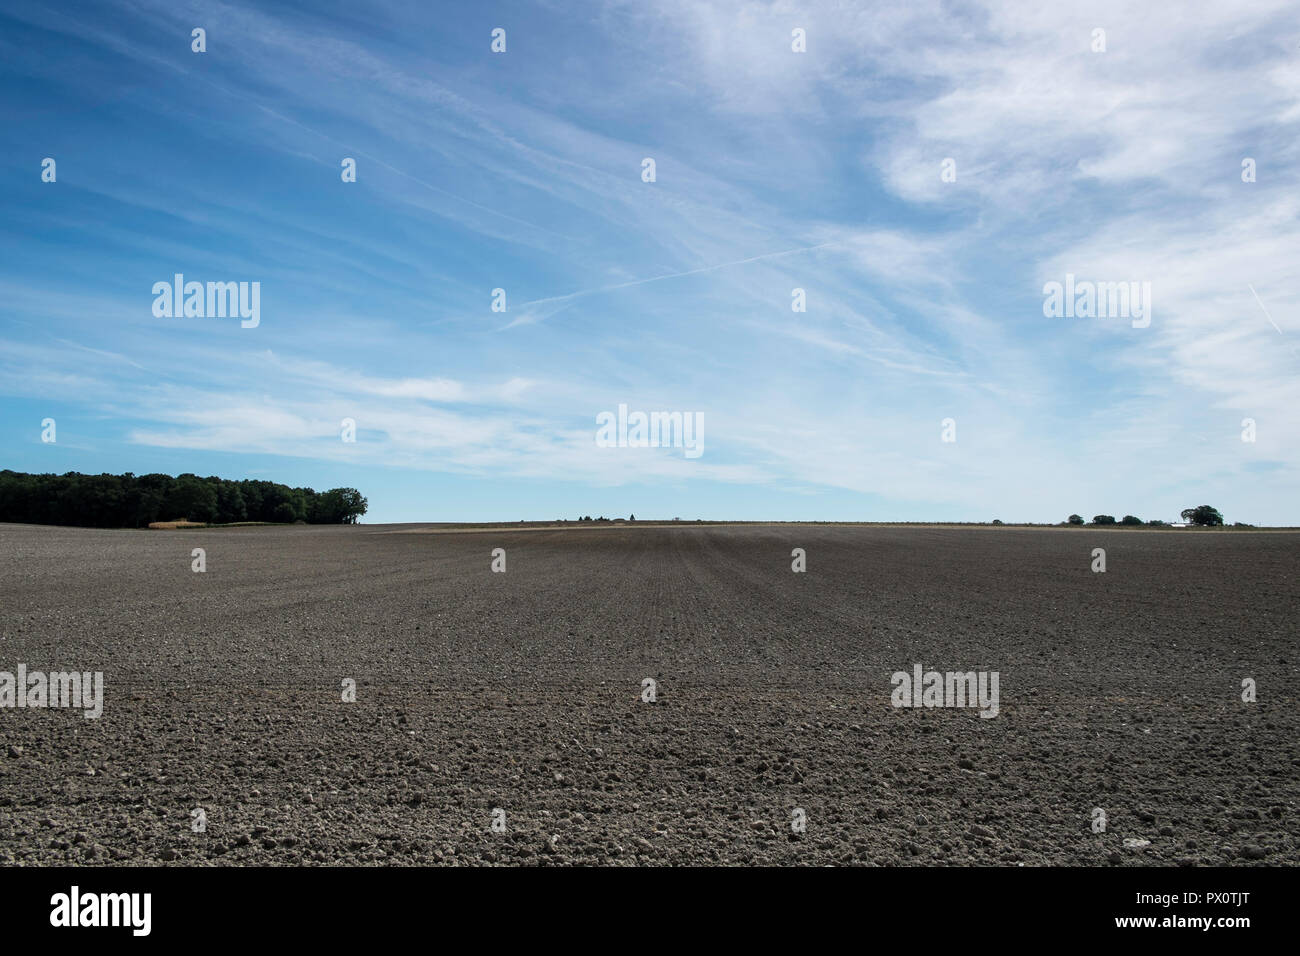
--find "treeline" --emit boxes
[0,471,367,528]
[1066,505,1229,527]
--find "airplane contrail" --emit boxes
[504,240,841,328]
[254,104,574,240]
[1248,283,1283,334]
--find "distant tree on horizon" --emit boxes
[1181,505,1224,527]
[1068,514,1084,525]
[1092,515,1117,525]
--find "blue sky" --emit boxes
[2,0,1298,524]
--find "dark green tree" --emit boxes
[311,487,367,524]
[163,476,218,522]
[1180,505,1224,526]
[214,481,248,523]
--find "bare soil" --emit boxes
[0,522,1295,865]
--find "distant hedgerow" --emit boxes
[0,470,367,528]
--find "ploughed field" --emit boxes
[0,521,1296,866]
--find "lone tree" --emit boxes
[311,487,368,524]
[1092,515,1117,525]
[1120,515,1142,525]
[1067,514,1084,525]
[1181,505,1224,527]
